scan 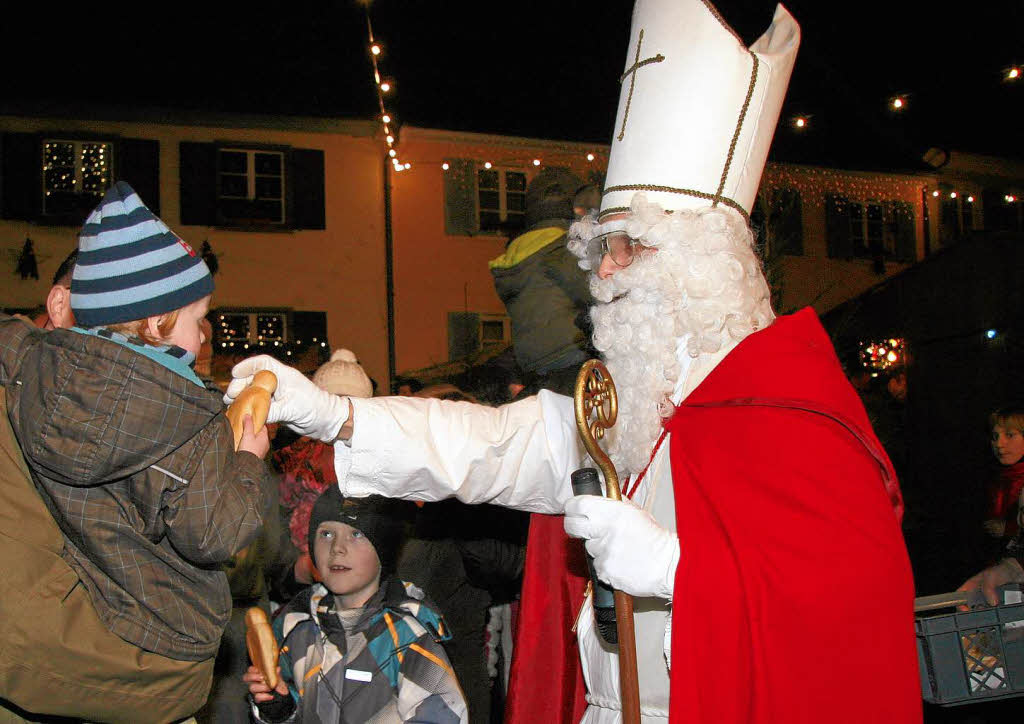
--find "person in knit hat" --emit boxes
[312,348,374,398]
[245,485,468,723]
[275,347,376,588]
[0,181,274,723]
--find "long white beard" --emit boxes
[570,194,775,476]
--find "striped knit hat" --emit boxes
[71,181,214,327]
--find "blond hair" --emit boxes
[104,310,181,347]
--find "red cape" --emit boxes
[506,309,921,723]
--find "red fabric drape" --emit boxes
[504,513,589,724]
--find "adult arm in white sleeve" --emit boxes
[333,390,583,514]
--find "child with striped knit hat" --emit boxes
[0,181,274,722]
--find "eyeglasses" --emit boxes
[584,231,643,270]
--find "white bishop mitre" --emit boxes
[600,1,801,221]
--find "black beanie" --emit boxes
[524,167,583,230]
[307,486,407,577]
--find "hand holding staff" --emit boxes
[573,360,641,724]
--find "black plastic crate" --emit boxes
[916,588,1024,706]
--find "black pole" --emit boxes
[384,156,396,393]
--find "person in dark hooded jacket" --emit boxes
[0,182,273,723]
[488,168,596,396]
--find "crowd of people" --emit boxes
[2,1,1023,724]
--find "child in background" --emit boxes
[245,486,467,723]
[0,181,273,723]
[984,406,1024,542]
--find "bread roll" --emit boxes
[245,606,280,690]
[225,370,278,449]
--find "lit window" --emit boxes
[42,139,113,216]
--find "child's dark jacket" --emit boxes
[257,576,467,723]
[0,314,272,660]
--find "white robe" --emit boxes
[333,346,730,723]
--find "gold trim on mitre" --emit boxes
[599,1,800,222]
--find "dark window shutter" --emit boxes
[444,158,479,235]
[775,188,803,256]
[893,200,916,262]
[117,138,160,215]
[1,132,41,221]
[179,142,217,225]
[825,194,852,259]
[448,312,481,360]
[289,148,325,230]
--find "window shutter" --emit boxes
[444,158,478,235]
[775,188,803,256]
[289,148,326,230]
[448,312,481,360]
[893,201,916,262]
[1,132,41,221]
[118,138,160,215]
[179,142,217,225]
[825,194,852,259]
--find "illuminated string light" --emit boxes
[364,11,403,170]
[1007,67,1020,81]
[532,159,541,166]
[793,116,807,129]
[860,338,906,372]
[587,153,595,161]
[442,162,450,170]
[484,161,492,169]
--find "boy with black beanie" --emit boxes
[246,486,468,723]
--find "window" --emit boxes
[217,148,285,225]
[215,310,289,350]
[443,158,528,236]
[1,133,159,225]
[940,194,975,244]
[825,195,916,263]
[849,201,886,258]
[179,142,325,230]
[448,312,511,361]
[477,167,526,233]
[42,139,113,216]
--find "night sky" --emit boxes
[3,1,1021,166]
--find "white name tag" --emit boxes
[345,669,373,683]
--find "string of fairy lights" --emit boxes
[356,6,627,176]
[359,3,407,173]
[359,14,1018,208]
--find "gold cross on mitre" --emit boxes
[617,28,665,141]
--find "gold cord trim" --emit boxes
[602,184,751,224]
[617,29,665,142]
[714,50,758,205]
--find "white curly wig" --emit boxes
[567,192,775,474]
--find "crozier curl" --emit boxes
[566,193,775,475]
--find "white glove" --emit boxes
[563,495,680,599]
[224,355,349,443]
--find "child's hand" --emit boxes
[243,664,288,702]
[238,414,271,459]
